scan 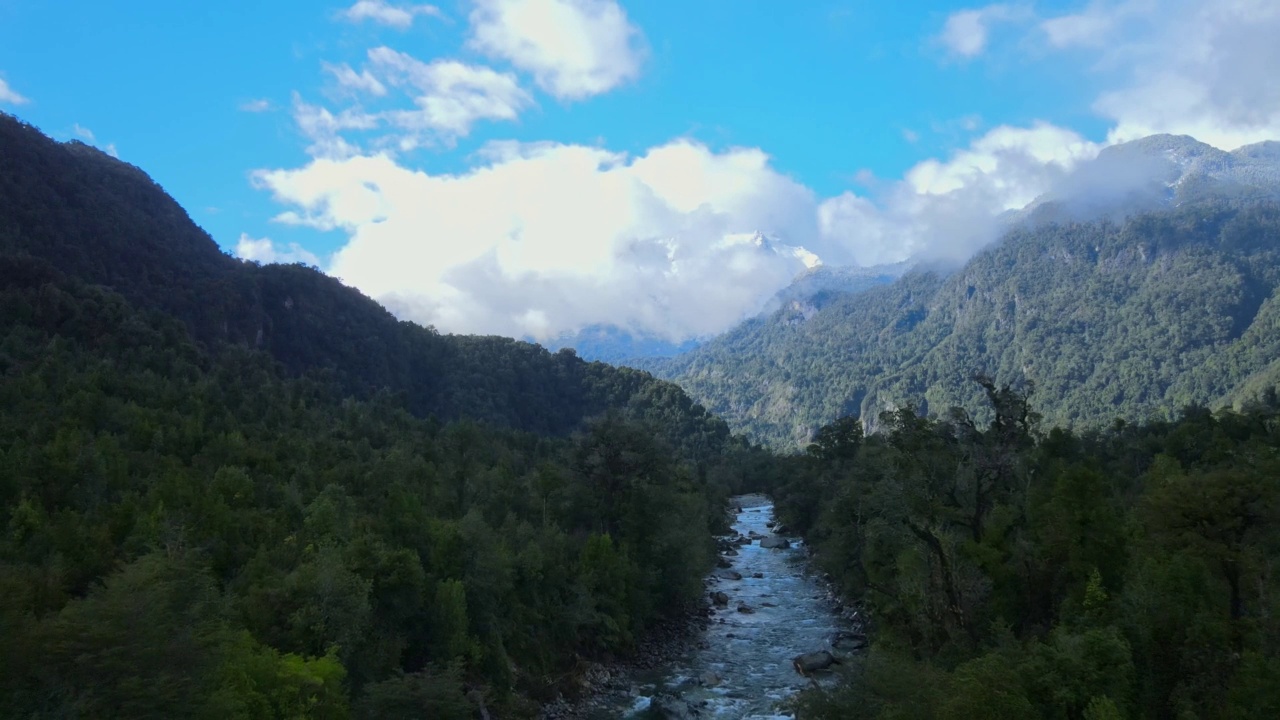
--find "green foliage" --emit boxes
[642,202,1280,450]
[781,380,1280,719]
[0,267,738,715]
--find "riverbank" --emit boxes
[543,495,858,719]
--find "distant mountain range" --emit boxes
[632,134,1280,449]
[544,259,909,363]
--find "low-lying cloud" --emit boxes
[254,124,1104,341]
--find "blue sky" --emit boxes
[2,1,1278,341]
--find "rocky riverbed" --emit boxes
[545,494,864,719]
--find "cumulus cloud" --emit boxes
[340,0,443,29]
[938,4,1031,58]
[0,76,28,105]
[253,139,829,340]
[234,233,322,267]
[468,0,645,99]
[250,0,1280,343]
[251,121,1109,340]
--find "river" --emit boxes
[584,494,858,719]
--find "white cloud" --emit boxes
[250,0,1280,343]
[468,0,645,99]
[1081,0,1280,150]
[239,98,274,112]
[253,139,826,341]
[294,49,532,157]
[325,62,388,96]
[938,4,1030,58]
[1037,0,1155,49]
[73,124,95,142]
[819,122,1100,266]
[292,96,380,159]
[252,120,1109,340]
[340,0,443,29]
[0,76,28,105]
[368,47,532,140]
[234,233,322,266]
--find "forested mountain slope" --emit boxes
[0,113,727,445]
[0,259,751,717]
[0,113,776,717]
[640,201,1280,449]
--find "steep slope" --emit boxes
[644,201,1280,448]
[0,113,729,445]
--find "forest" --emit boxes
[0,114,776,717]
[4,110,1280,719]
[777,378,1280,719]
[0,258,774,717]
[640,201,1280,450]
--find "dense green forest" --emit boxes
[0,257,774,717]
[0,114,778,716]
[775,379,1280,719]
[638,201,1280,450]
[7,110,1280,718]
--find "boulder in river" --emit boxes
[710,591,729,606]
[714,569,743,581]
[736,602,754,614]
[752,572,764,578]
[792,650,841,676]
[759,536,791,550]
[715,557,732,569]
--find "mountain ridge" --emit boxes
[0,112,734,447]
[637,198,1280,448]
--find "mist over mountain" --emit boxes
[634,133,1280,448]
[1008,135,1280,227]
[540,259,909,363]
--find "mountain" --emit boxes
[638,142,1280,448]
[1009,134,1280,227]
[542,262,907,364]
[754,262,911,317]
[540,324,703,363]
[0,112,734,447]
